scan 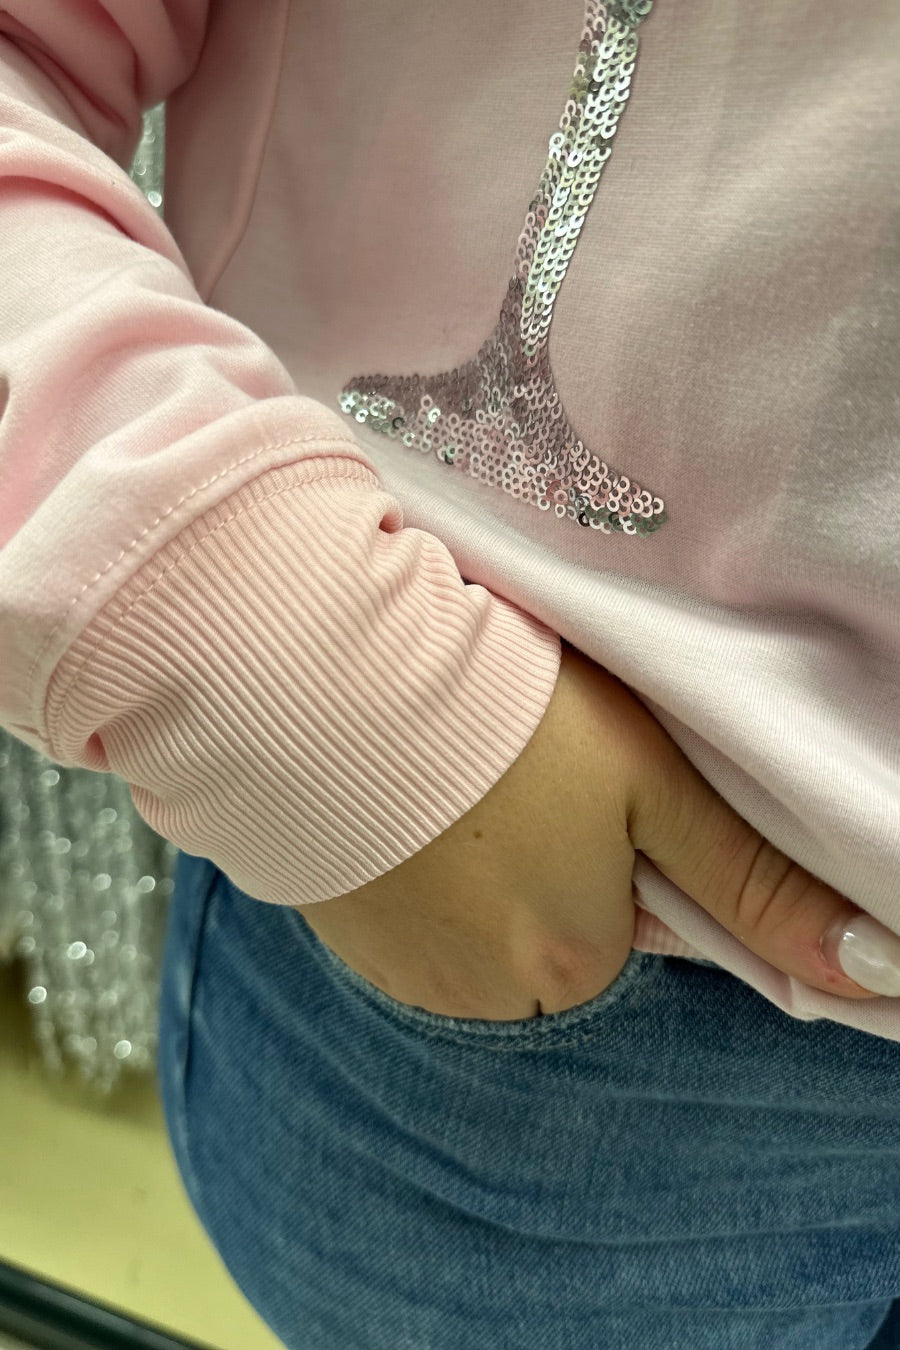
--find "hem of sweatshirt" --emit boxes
[45,457,562,907]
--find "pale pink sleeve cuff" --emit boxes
[44,457,562,907]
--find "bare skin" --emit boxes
[301,642,880,1020]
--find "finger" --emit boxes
[628,728,896,1000]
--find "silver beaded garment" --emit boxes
[0,105,175,1098]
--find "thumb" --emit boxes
[627,728,900,1001]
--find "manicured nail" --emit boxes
[822,913,900,996]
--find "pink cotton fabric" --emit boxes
[0,1,898,1037]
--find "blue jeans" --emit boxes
[157,850,900,1350]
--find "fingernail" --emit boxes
[822,913,900,996]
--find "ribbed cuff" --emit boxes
[46,457,561,906]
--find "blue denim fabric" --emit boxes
[157,850,900,1350]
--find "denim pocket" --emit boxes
[298,911,660,1050]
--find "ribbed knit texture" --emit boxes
[45,460,561,907]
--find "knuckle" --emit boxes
[731,837,812,940]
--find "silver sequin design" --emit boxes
[339,0,666,536]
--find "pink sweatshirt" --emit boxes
[1,1,898,1038]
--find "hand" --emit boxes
[300,640,886,1020]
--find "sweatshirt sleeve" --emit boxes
[0,2,561,908]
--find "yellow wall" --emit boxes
[0,959,284,1350]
